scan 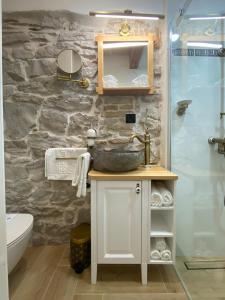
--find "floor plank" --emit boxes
[159,265,184,293]
[73,295,103,300]
[42,266,78,300]
[9,245,65,300]
[102,293,187,300]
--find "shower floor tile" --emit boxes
[176,256,225,299]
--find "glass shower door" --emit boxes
[170,1,225,298]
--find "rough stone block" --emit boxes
[39,109,68,135]
[3,85,16,98]
[43,95,93,113]
[12,46,35,59]
[27,132,68,159]
[4,102,38,139]
[36,45,58,58]
[68,113,98,136]
[104,111,126,118]
[3,32,30,45]
[12,92,44,105]
[3,60,27,83]
[27,59,56,78]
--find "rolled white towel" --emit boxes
[150,238,161,260]
[161,246,172,261]
[156,182,173,207]
[150,249,161,260]
[151,184,163,207]
[155,237,167,251]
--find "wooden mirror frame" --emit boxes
[95,34,158,95]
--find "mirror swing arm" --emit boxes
[95,34,158,95]
[57,73,90,88]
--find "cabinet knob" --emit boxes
[136,183,141,194]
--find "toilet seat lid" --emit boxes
[7,214,33,246]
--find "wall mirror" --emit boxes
[95,34,157,95]
[57,49,89,88]
[57,49,82,74]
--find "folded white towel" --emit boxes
[161,246,172,261]
[103,75,119,87]
[45,148,87,181]
[151,185,163,207]
[72,152,91,198]
[150,238,161,260]
[155,237,167,251]
[132,74,148,87]
[156,182,173,207]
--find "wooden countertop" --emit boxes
[88,166,178,180]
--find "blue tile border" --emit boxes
[172,48,225,57]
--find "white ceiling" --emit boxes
[3,0,165,14]
[187,0,225,16]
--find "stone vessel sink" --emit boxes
[91,147,144,172]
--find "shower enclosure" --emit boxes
[170,0,225,298]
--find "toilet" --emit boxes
[6,213,33,273]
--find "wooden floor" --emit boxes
[176,257,225,300]
[9,245,187,300]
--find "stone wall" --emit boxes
[3,11,164,244]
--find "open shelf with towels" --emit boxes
[149,237,175,264]
[148,180,176,266]
[150,180,175,209]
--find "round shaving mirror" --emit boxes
[57,49,82,74]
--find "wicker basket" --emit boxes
[70,223,91,274]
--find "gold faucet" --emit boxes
[130,130,151,166]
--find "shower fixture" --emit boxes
[176,100,192,116]
[220,112,225,119]
[208,137,225,155]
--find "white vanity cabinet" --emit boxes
[97,181,141,264]
[89,167,178,285]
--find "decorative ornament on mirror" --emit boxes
[119,21,131,36]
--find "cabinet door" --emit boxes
[97,181,141,263]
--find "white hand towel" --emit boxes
[155,237,167,251]
[151,184,163,207]
[150,238,161,260]
[161,246,172,261]
[45,148,87,181]
[72,152,91,198]
[156,182,173,207]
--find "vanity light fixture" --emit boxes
[187,42,223,49]
[90,10,164,36]
[103,41,148,49]
[89,10,164,20]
